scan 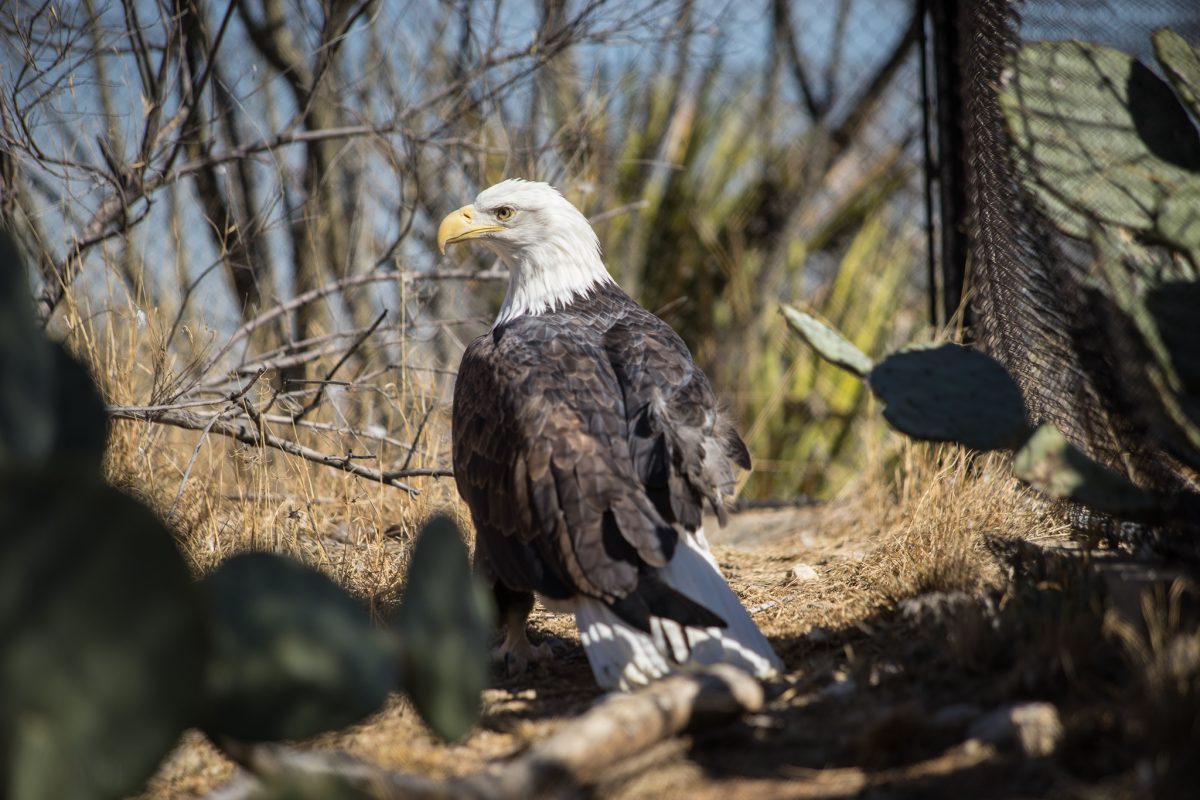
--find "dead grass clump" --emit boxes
[813,441,1065,625]
[64,292,465,611]
[1104,583,1200,798]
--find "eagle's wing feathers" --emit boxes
[454,323,681,611]
[603,310,750,527]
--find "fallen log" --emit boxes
[208,664,764,800]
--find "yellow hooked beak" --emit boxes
[437,204,505,254]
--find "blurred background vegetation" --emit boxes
[0,0,928,519]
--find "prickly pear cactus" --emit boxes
[781,304,874,377]
[201,552,399,743]
[1147,281,1200,402]
[867,344,1032,451]
[999,37,1200,255]
[1012,425,1158,517]
[1154,28,1200,127]
[393,515,494,742]
[0,235,108,470]
[1,475,206,800]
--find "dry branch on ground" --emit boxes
[208,666,763,800]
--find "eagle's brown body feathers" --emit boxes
[453,283,747,634]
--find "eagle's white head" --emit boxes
[437,179,614,327]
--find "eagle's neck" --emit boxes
[493,228,614,328]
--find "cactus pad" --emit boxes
[1012,424,1158,516]
[1146,281,1200,432]
[1,474,205,800]
[393,515,493,742]
[999,39,1200,242]
[1154,28,1200,123]
[781,304,874,377]
[0,235,109,470]
[201,553,397,743]
[867,344,1031,451]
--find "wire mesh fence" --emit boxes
[933,0,1200,552]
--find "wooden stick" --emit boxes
[210,665,763,800]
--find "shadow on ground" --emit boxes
[487,533,1196,800]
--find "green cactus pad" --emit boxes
[1012,424,1158,516]
[0,233,57,465]
[0,235,109,471]
[866,344,1031,451]
[1,473,205,800]
[393,515,493,742]
[45,344,110,470]
[781,304,874,377]
[200,553,397,743]
[999,39,1200,241]
[1157,179,1200,259]
[1154,28,1200,123]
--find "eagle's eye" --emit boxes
[494,205,515,221]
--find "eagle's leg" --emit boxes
[492,584,552,677]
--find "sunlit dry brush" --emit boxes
[738,442,1063,647]
[855,445,1064,604]
[63,289,465,608]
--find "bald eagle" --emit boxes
[439,180,782,690]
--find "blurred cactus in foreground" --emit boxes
[0,232,492,799]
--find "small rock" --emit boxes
[805,625,832,643]
[932,703,982,728]
[819,674,857,700]
[790,563,820,582]
[968,702,1063,757]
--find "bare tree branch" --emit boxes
[109,405,451,496]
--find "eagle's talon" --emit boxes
[491,626,550,677]
[503,650,527,677]
[539,635,569,655]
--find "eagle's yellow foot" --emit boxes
[492,626,553,677]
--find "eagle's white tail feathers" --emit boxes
[574,529,783,690]
[575,597,671,689]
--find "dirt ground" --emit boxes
[141,451,1195,800]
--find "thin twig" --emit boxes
[294,308,388,422]
[399,400,436,473]
[194,269,504,393]
[109,406,451,495]
[167,367,268,522]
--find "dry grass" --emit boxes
[64,291,465,605]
